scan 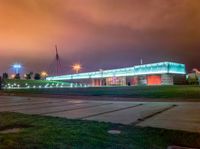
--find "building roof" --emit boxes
[46,62,186,81]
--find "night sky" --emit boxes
[0,0,200,74]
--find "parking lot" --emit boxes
[1,96,200,133]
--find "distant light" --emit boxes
[70,83,73,88]
[72,63,82,73]
[10,74,15,79]
[13,64,22,69]
[12,63,22,74]
[40,71,48,79]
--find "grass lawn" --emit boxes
[0,112,200,149]
[3,85,200,99]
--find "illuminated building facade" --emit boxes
[46,62,186,86]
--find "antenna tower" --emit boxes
[48,45,64,76]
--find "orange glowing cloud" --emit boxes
[0,0,200,72]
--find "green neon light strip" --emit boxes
[46,62,186,81]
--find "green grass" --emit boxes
[3,85,200,99]
[0,112,200,149]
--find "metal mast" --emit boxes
[55,45,62,75]
[47,45,65,76]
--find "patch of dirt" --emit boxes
[0,128,22,134]
[108,130,121,135]
[0,124,32,134]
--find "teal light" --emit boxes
[46,62,186,81]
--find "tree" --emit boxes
[2,73,8,80]
[25,72,33,80]
[188,76,198,85]
[0,76,2,90]
[34,73,41,80]
[14,73,21,80]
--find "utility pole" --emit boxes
[47,45,64,76]
[140,59,143,65]
[55,45,62,75]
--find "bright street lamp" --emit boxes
[12,63,22,74]
[41,71,48,79]
[72,64,82,73]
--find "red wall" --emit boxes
[131,77,139,85]
[147,75,161,85]
[92,79,103,86]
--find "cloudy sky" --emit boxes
[0,0,200,74]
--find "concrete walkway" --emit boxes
[0,96,200,133]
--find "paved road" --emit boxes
[0,95,200,133]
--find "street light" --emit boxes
[41,71,48,79]
[10,74,15,79]
[72,63,82,73]
[12,63,22,74]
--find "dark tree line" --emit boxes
[34,73,41,80]
[25,72,33,80]
[1,72,42,80]
[2,73,8,79]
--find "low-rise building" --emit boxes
[47,62,186,86]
